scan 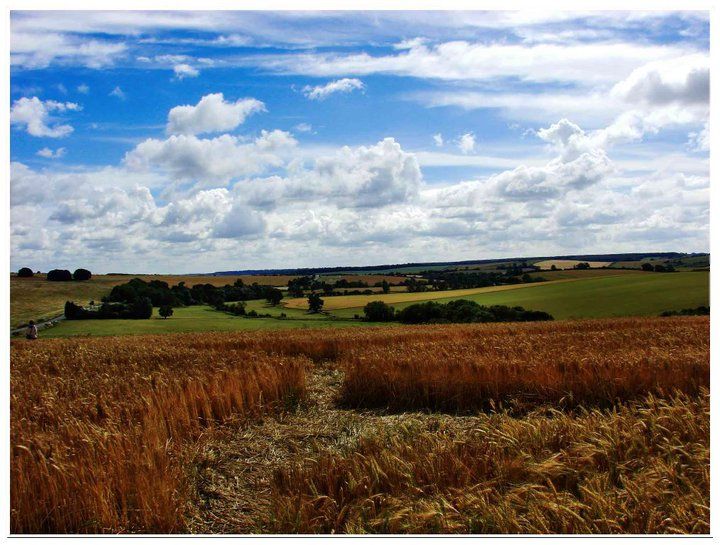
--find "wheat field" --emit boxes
[10,317,709,534]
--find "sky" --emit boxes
[9,10,710,273]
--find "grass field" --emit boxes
[526,268,647,280]
[11,317,709,533]
[330,272,708,320]
[39,305,378,338]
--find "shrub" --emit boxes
[64,301,88,320]
[660,306,710,317]
[47,269,72,281]
[17,268,34,278]
[73,268,92,281]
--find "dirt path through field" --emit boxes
[186,361,480,533]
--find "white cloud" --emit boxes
[688,123,709,152]
[173,63,200,79]
[11,31,127,69]
[457,133,475,154]
[109,86,125,99]
[433,133,443,147]
[124,130,297,184]
[411,90,620,126]
[166,93,265,135]
[257,40,694,86]
[77,83,90,94]
[10,97,80,138]
[611,54,709,106]
[36,147,66,159]
[240,137,422,209]
[295,122,313,133]
[213,203,266,238]
[303,78,364,100]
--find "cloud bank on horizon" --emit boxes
[9,10,709,273]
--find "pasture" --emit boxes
[11,317,709,533]
[38,305,376,338]
[331,271,709,320]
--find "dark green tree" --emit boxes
[266,288,283,306]
[307,292,324,313]
[381,280,390,294]
[17,267,34,277]
[73,268,92,281]
[159,305,174,319]
[47,269,72,281]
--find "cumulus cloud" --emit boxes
[241,137,422,209]
[124,130,297,184]
[611,54,709,106]
[173,63,200,79]
[431,119,614,207]
[166,93,266,135]
[457,132,475,154]
[36,147,66,159]
[489,151,613,200]
[303,78,364,100]
[213,203,266,238]
[10,97,80,137]
[433,133,443,147]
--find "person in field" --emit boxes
[25,320,38,340]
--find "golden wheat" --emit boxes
[339,317,709,411]
[11,334,307,533]
[10,316,709,534]
[268,391,709,534]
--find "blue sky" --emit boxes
[10,11,710,273]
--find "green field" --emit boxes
[37,305,380,338]
[332,271,709,320]
[526,268,647,281]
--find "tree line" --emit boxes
[362,299,553,324]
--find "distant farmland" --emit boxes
[315,271,709,320]
[10,273,400,328]
[534,259,612,270]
